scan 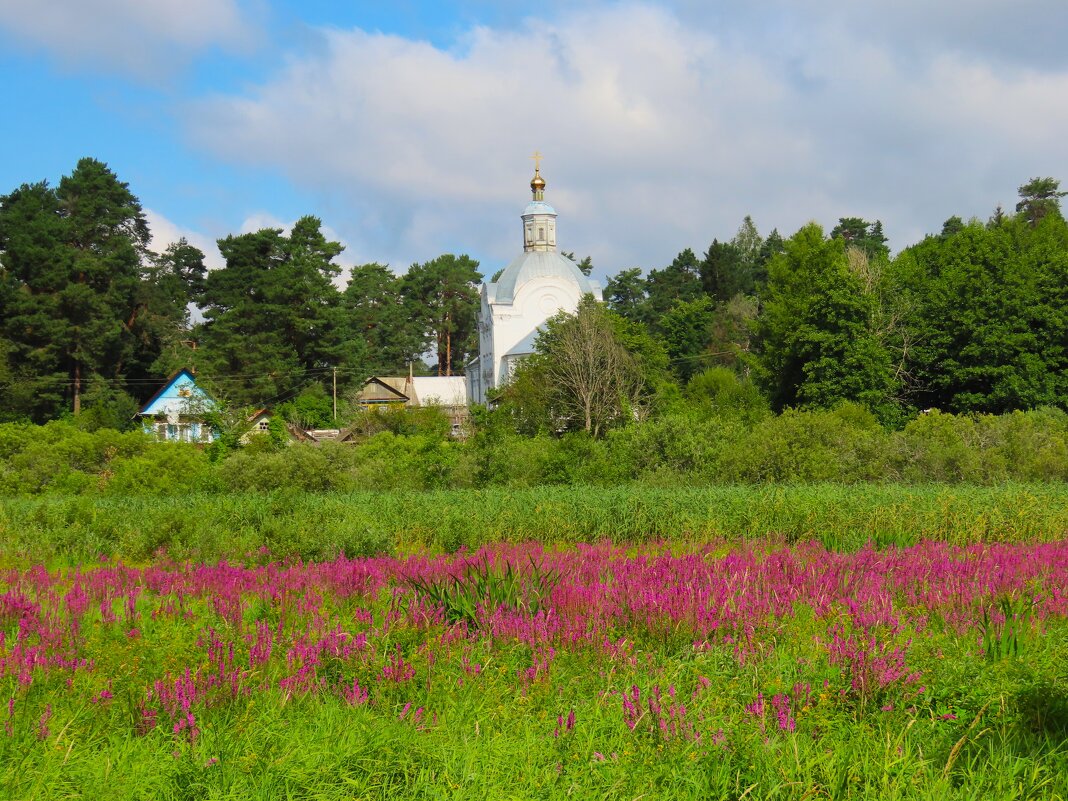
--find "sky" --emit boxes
[2,0,1067,281]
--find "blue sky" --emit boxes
[2,0,1067,279]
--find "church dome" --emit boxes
[522,200,556,216]
[492,250,596,304]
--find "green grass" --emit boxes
[0,483,1065,564]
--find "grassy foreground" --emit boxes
[0,483,1066,564]
[3,539,1068,800]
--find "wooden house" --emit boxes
[354,375,469,436]
[243,409,318,444]
[137,369,216,443]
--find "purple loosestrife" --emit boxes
[36,704,51,740]
[771,694,796,732]
[746,693,766,734]
[825,626,921,704]
[341,679,369,705]
[622,685,643,731]
[553,709,576,738]
[382,646,416,683]
[2,537,1068,744]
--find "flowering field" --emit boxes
[4,540,1068,799]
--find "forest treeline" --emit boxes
[0,158,1066,430]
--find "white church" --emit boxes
[466,162,602,404]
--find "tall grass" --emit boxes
[1,483,1064,564]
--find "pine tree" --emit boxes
[402,254,482,376]
[0,159,150,420]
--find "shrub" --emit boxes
[104,445,219,495]
[0,421,150,494]
[684,367,770,423]
[894,411,983,482]
[722,404,889,483]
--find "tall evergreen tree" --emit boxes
[1016,177,1066,227]
[0,159,150,420]
[562,251,594,276]
[699,239,744,301]
[701,217,769,300]
[643,248,702,327]
[603,267,647,321]
[402,254,482,376]
[830,217,889,259]
[341,262,423,375]
[196,217,345,405]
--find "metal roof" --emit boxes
[522,200,557,217]
[490,250,597,305]
[410,376,467,407]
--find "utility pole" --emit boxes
[332,367,338,421]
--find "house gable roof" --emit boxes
[138,369,215,417]
[357,376,411,403]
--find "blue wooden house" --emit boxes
[137,369,216,443]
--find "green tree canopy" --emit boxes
[0,158,152,420]
[894,214,1068,413]
[659,296,717,382]
[1016,177,1066,227]
[402,254,482,376]
[496,297,657,437]
[753,223,896,417]
[196,216,345,406]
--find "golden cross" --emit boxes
[530,150,543,171]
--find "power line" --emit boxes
[0,364,368,389]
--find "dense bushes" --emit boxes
[0,422,150,494]
[0,405,1066,497]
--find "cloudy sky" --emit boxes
[2,0,1067,280]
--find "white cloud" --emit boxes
[144,208,224,271]
[238,212,290,236]
[186,3,1068,275]
[0,0,255,76]
[668,0,1068,71]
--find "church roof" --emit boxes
[522,200,556,217]
[490,250,597,305]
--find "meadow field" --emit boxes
[2,484,1068,799]
[1,483,1066,564]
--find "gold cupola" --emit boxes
[530,150,546,200]
[531,168,546,201]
